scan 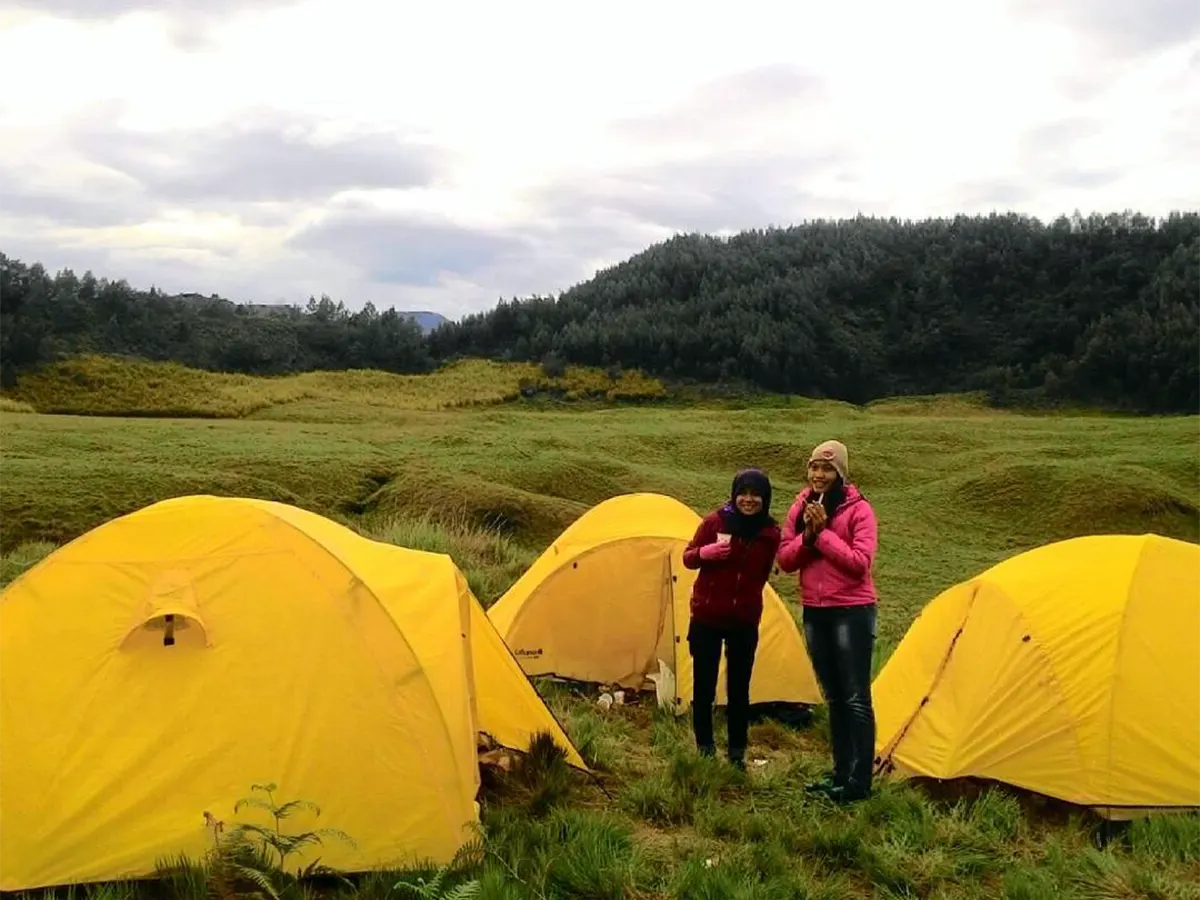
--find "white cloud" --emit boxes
[0,0,1197,318]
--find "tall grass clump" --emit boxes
[1127,812,1200,866]
[0,541,55,586]
[6,356,288,418]
[362,514,535,605]
[620,747,745,826]
[0,396,35,414]
[481,806,651,900]
[360,466,590,548]
[480,732,576,820]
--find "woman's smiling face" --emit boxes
[735,488,763,515]
[807,458,838,493]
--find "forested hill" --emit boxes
[2,210,1198,413]
[0,262,437,387]
[429,212,1200,413]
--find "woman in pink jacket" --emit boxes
[777,439,878,803]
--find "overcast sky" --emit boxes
[1,0,1197,317]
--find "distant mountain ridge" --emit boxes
[402,310,450,334]
[165,292,449,333]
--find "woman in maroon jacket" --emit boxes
[682,469,782,768]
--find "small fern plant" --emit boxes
[231,782,354,882]
[392,862,482,900]
[200,810,281,900]
[392,837,484,900]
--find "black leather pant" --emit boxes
[688,619,759,757]
[802,604,877,790]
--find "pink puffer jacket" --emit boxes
[776,484,878,608]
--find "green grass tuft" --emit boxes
[0,540,56,587]
[358,515,534,606]
[0,396,36,414]
[359,465,590,547]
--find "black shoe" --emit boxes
[728,749,746,771]
[804,774,839,795]
[697,743,716,758]
[826,782,871,804]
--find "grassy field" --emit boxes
[0,355,668,418]
[1,358,1198,899]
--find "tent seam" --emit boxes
[876,583,978,775]
[503,534,681,641]
[985,598,1093,797]
[253,507,476,836]
[1099,535,1148,814]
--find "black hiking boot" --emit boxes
[804,773,840,795]
[826,781,871,804]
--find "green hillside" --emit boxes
[5,210,1199,415]
[431,212,1200,413]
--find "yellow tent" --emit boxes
[0,495,585,891]
[487,493,821,711]
[873,533,1200,818]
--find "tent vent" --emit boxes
[121,608,210,651]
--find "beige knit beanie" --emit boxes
[808,439,849,481]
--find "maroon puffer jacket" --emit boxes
[682,509,782,628]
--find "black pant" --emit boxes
[688,619,759,756]
[802,604,876,790]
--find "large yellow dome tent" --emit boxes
[0,495,585,891]
[872,533,1200,818]
[487,492,821,712]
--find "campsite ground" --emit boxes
[2,357,1198,899]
